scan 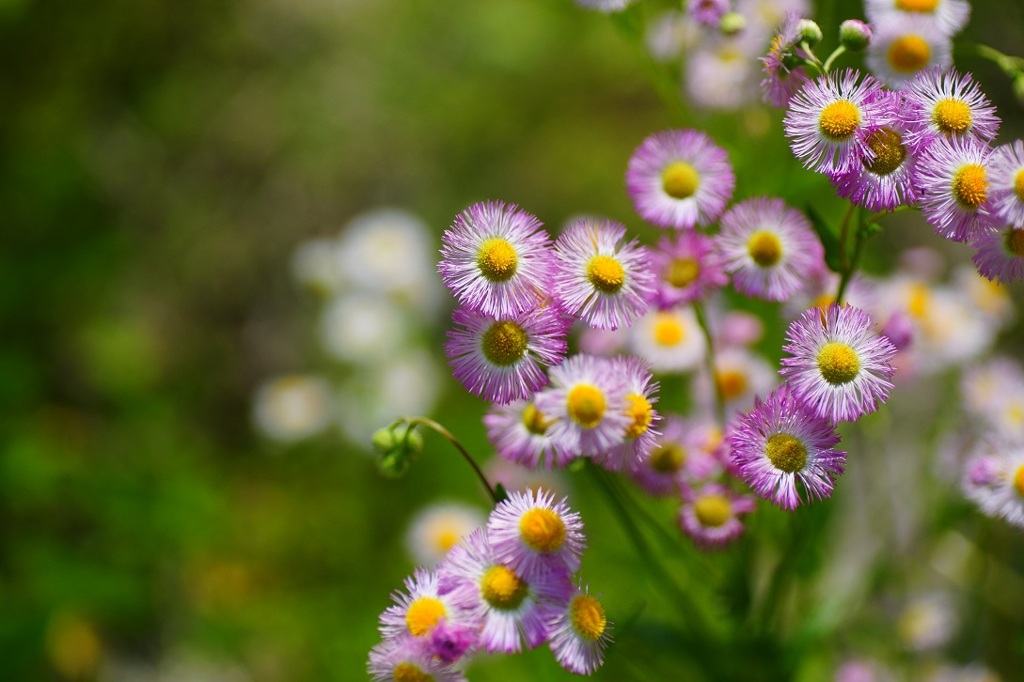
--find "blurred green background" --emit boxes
[2,0,1024,679]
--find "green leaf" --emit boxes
[806,204,844,273]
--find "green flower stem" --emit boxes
[394,416,503,505]
[821,45,846,73]
[970,43,1024,77]
[693,301,726,426]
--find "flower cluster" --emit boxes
[368,489,611,679]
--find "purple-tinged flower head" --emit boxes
[727,385,846,509]
[687,0,730,27]
[784,69,887,175]
[833,89,926,212]
[839,20,873,52]
[485,398,568,470]
[487,488,586,579]
[865,0,970,37]
[594,356,661,471]
[707,346,778,416]
[865,14,953,89]
[649,230,729,308]
[552,218,654,331]
[780,303,897,422]
[685,37,762,112]
[626,129,735,230]
[628,305,707,373]
[439,201,553,318]
[761,12,810,108]
[717,309,765,348]
[679,482,757,549]
[378,568,473,642]
[989,140,1024,227]
[628,416,722,496]
[439,528,571,654]
[535,354,630,460]
[546,584,613,675]
[445,304,568,405]
[425,619,478,664]
[904,68,1000,148]
[368,634,467,682]
[962,444,1024,528]
[915,134,998,243]
[716,197,825,302]
[880,311,915,352]
[972,225,1024,284]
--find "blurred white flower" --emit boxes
[405,502,487,568]
[253,374,334,442]
[319,292,408,363]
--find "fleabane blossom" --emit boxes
[546,585,613,675]
[727,386,846,509]
[865,15,952,89]
[405,503,486,568]
[485,398,566,470]
[552,218,654,331]
[864,0,970,37]
[378,568,471,642]
[626,129,735,230]
[989,139,1024,227]
[915,134,997,243]
[780,304,897,423]
[487,488,586,578]
[679,482,757,549]
[368,634,467,682]
[903,67,1000,147]
[972,225,1024,284]
[648,230,728,308]
[962,445,1024,529]
[628,305,707,373]
[760,12,810,107]
[594,355,661,471]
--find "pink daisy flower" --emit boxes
[648,230,728,308]
[368,634,467,682]
[865,14,952,89]
[628,416,722,497]
[962,445,1024,529]
[626,129,735,230]
[552,218,654,331]
[760,12,810,108]
[972,225,1024,284]
[378,568,472,642]
[679,482,757,549]
[445,304,568,404]
[485,398,566,470]
[989,140,1024,227]
[594,355,661,471]
[780,304,897,423]
[486,488,587,579]
[727,386,847,510]
[546,585,613,675]
[716,197,825,302]
[903,67,1000,147]
[784,69,887,176]
[439,201,553,318]
[915,134,997,243]
[864,0,970,37]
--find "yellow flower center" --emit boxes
[694,494,732,528]
[1014,169,1024,202]
[435,530,459,553]
[863,127,906,176]
[521,402,553,435]
[586,255,626,294]
[481,320,528,366]
[819,100,861,141]
[519,507,567,553]
[896,0,938,11]
[666,257,700,288]
[1014,464,1024,498]
[653,312,685,346]
[567,384,606,428]
[716,368,748,401]
[813,293,836,312]
[661,161,701,200]
[747,230,783,267]
[907,283,931,319]
[887,35,931,73]
[952,164,989,209]
[405,597,446,637]
[480,565,528,610]
[932,98,973,135]
[394,663,434,682]
[765,433,808,473]
[570,594,607,640]
[649,443,686,473]
[1005,228,1024,257]
[624,393,654,439]
[817,341,861,385]
[477,237,518,282]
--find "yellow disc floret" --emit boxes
[653,312,685,346]
[649,443,686,473]
[1013,464,1024,497]
[1006,228,1024,257]
[819,100,861,141]
[817,341,861,385]
[481,320,529,366]
[694,494,732,528]
[570,594,607,640]
[887,35,931,74]
[519,507,567,553]
[952,164,988,209]
[667,257,700,288]
[521,402,553,435]
[567,384,606,428]
[661,161,701,200]
[477,237,518,282]
[405,597,447,637]
[480,565,528,610]
[1014,169,1024,202]
[716,369,748,401]
[932,98,973,135]
[765,433,808,473]
[624,393,654,439]
[586,255,626,294]
[393,663,434,682]
[896,0,938,11]
[435,530,459,553]
[863,127,907,176]
[747,230,783,267]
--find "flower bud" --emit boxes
[839,19,872,52]
[719,11,746,36]
[372,423,424,478]
[797,19,823,46]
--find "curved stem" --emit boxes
[395,416,502,505]
[970,43,1024,77]
[821,45,846,73]
[693,301,726,427]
